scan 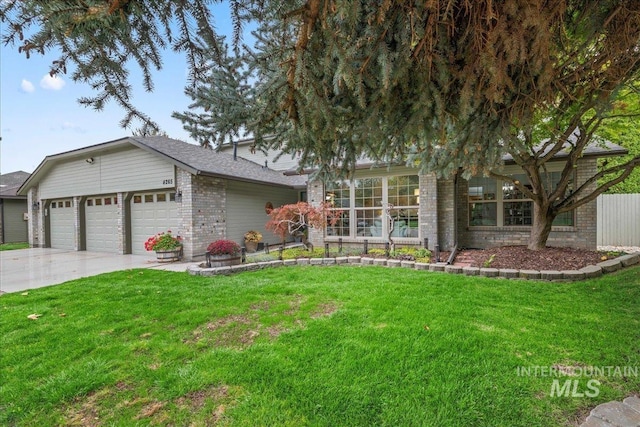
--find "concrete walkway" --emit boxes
[581,396,640,427]
[0,248,194,294]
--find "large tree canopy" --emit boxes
[3,1,640,249]
[175,0,640,179]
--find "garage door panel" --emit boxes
[86,195,119,253]
[50,199,74,249]
[131,192,179,255]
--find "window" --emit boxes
[145,194,154,203]
[87,199,93,207]
[326,175,420,239]
[468,170,574,227]
[502,174,532,226]
[468,177,497,226]
[133,195,142,203]
[95,198,102,206]
[156,193,166,202]
[65,201,72,208]
[104,197,112,205]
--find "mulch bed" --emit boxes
[454,246,610,271]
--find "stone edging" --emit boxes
[187,252,640,281]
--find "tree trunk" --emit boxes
[528,202,555,250]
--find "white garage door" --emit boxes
[86,195,119,253]
[50,199,74,249]
[131,191,179,255]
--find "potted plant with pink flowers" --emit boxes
[144,230,182,262]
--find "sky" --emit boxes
[0,3,236,174]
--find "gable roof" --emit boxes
[128,136,307,187]
[18,136,307,196]
[0,171,30,199]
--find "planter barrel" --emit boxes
[206,252,242,268]
[155,247,182,262]
[244,240,259,253]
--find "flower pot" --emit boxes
[155,247,182,262]
[244,240,258,253]
[206,253,242,268]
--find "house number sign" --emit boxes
[162,178,174,185]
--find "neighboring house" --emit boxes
[223,138,628,251]
[0,171,30,244]
[18,136,306,260]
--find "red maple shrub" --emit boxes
[266,202,342,240]
[206,239,241,255]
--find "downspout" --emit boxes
[0,199,5,244]
[233,140,238,160]
[446,171,459,265]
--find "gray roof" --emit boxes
[128,136,307,188]
[0,171,30,198]
[18,137,306,195]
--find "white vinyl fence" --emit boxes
[597,194,640,247]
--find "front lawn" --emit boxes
[0,242,29,251]
[1,266,639,426]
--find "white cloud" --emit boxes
[20,79,35,93]
[61,122,87,133]
[40,74,66,90]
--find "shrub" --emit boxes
[367,248,387,256]
[281,247,327,259]
[207,239,241,256]
[266,202,342,240]
[244,230,263,242]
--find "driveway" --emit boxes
[0,248,193,294]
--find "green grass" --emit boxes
[1,266,639,426]
[0,242,29,251]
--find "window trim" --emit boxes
[468,166,575,229]
[325,174,421,240]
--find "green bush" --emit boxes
[367,248,387,256]
[390,247,431,262]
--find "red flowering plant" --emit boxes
[144,230,182,251]
[206,239,241,256]
[266,202,342,247]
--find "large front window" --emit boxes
[326,175,419,239]
[468,170,574,227]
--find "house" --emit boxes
[0,171,30,244]
[18,136,306,260]
[20,135,626,259]
[224,137,628,251]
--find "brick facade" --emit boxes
[27,187,43,248]
[177,170,228,260]
[457,159,597,249]
[306,160,598,252]
[307,179,325,249]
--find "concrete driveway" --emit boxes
[0,248,193,294]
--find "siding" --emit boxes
[2,199,28,243]
[39,146,175,199]
[228,145,302,171]
[597,194,640,246]
[226,181,299,245]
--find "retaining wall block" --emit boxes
[519,270,541,280]
[498,269,520,279]
[596,259,621,273]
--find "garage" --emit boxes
[49,199,74,249]
[86,195,119,253]
[131,191,179,255]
